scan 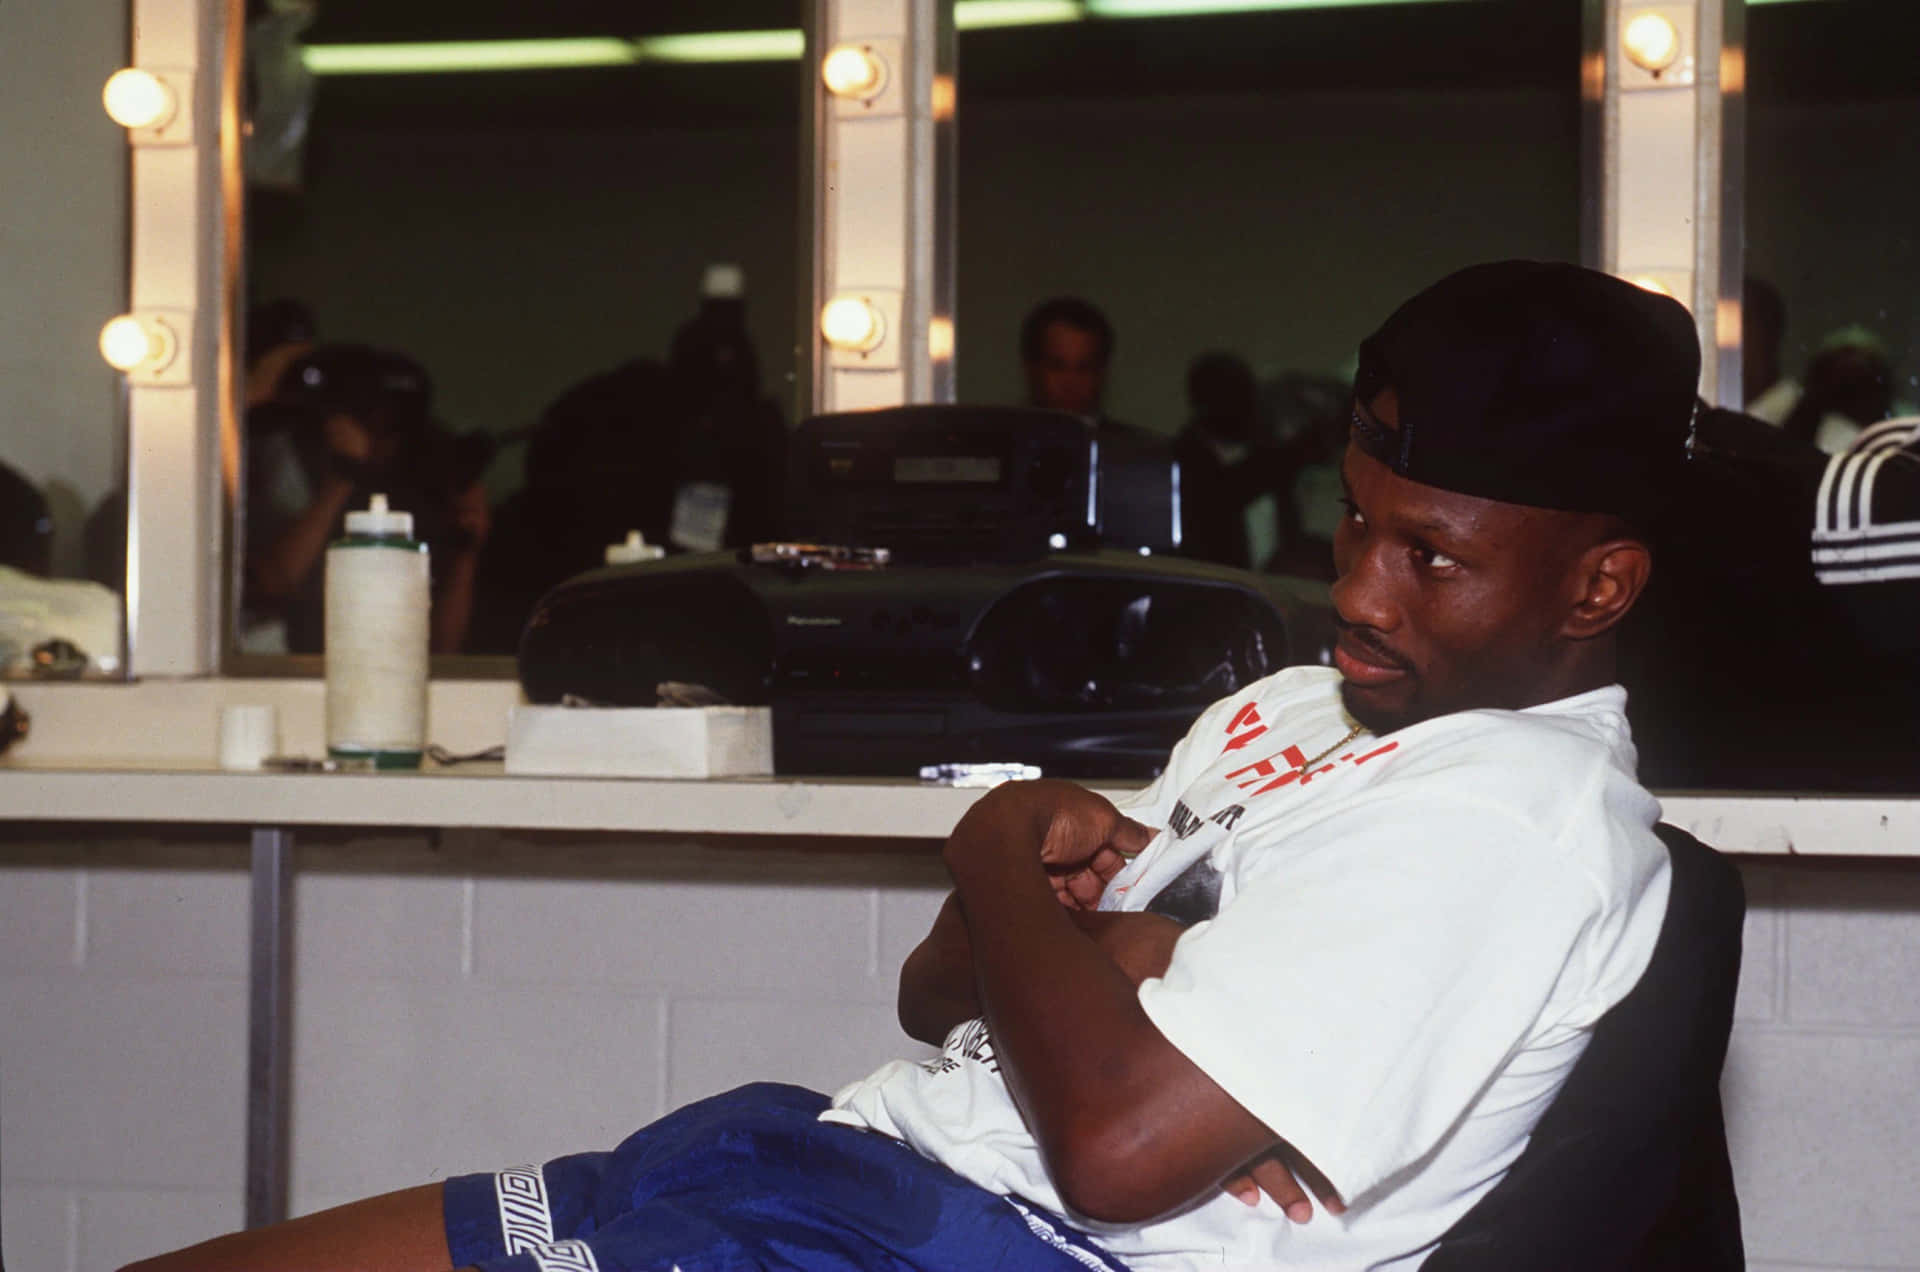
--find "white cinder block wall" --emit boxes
[3,834,1919,1272]
[0,832,947,1271]
[1728,863,1920,1272]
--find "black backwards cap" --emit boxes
[1351,260,1700,527]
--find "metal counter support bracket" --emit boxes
[246,826,294,1228]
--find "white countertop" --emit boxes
[0,758,993,839]
[2,757,1917,855]
[3,678,1917,854]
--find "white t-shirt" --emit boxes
[825,666,1671,1270]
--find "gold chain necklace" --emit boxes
[1294,721,1366,776]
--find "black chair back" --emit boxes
[1423,823,1746,1270]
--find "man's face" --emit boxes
[1330,391,1591,733]
[1025,321,1107,416]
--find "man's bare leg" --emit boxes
[118,1182,465,1272]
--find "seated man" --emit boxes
[125,261,1697,1272]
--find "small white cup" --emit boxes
[218,704,280,771]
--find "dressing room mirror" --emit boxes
[0,0,130,679]
[231,0,803,665]
[947,0,1920,794]
[1618,0,1920,795]
[952,0,1586,579]
[1694,0,1919,792]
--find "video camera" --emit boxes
[262,343,495,494]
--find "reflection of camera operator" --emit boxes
[242,345,492,654]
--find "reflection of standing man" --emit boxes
[664,264,787,553]
[1020,297,1146,441]
[1021,297,1175,549]
[1172,351,1307,572]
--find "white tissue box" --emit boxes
[505,705,773,778]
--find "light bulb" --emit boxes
[1622,14,1680,73]
[1629,275,1673,298]
[102,68,176,130]
[821,296,884,353]
[99,314,174,372]
[821,44,886,99]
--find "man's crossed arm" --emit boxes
[898,779,1342,1226]
[898,894,1184,1048]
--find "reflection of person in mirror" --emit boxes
[1021,296,1153,444]
[243,337,492,655]
[1615,399,1920,790]
[1814,415,1920,660]
[663,264,787,554]
[467,358,678,657]
[1023,297,1179,551]
[0,460,55,578]
[0,461,124,675]
[1171,351,1320,572]
[127,262,1711,1272]
[1740,283,1899,455]
[467,266,788,656]
[1778,329,1897,455]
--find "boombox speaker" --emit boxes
[519,549,1334,779]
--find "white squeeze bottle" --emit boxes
[325,493,430,769]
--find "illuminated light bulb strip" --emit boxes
[929,317,957,361]
[931,73,958,120]
[103,68,176,129]
[99,314,179,374]
[822,44,886,99]
[1622,13,1680,72]
[821,296,886,353]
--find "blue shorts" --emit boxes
[443,1083,1128,1272]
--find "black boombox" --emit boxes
[517,406,1333,778]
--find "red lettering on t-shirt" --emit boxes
[1227,745,1307,790]
[1220,703,1270,754]
[1224,737,1403,800]
[1221,725,1269,753]
[1353,741,1400,765]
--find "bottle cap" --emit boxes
[702,263,744,299]
[343,492,415,539]
[605,529,666,565]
